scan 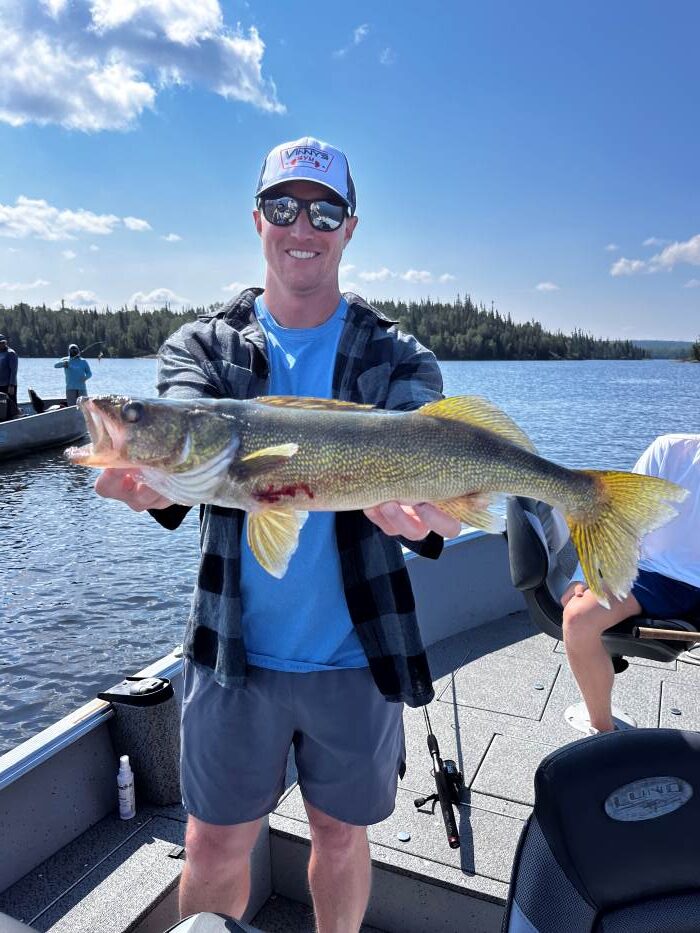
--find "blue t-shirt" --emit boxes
[239,295,367,672]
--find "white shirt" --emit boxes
[570,434,700,588]
[634,434,700,587]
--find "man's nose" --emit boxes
[289,207,315,238]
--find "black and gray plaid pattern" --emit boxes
[151,288,444,707]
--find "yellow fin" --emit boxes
[255,396,376,412]
[434,495,504,532]
[232,443,298,481]
[567,470,688,607]
[419,396,536,453]
[247,508,309,578]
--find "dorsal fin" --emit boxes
[254,396,377,412]
[418,396,536,453]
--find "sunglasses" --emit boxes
[259,195,349,232]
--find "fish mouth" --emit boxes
[67,396,131,466]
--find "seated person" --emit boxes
[560,434,700,733]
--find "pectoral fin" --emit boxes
[419,396,536,453]
[247,508,309,578]
[231,443,299,481]
[434,494,505,533]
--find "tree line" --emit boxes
[0,297,695,361]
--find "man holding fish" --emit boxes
[78,138,686,932]
[91,137,463,932]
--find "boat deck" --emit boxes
[1,609,699,933]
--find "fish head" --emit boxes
[67,395,241,472]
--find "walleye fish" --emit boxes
[67,394,687,605]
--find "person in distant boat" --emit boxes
[54,343,92,406]
[0,333,20,419]
[560,433,700,733]
[92,136,467,932]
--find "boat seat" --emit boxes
[506,496,698,672]
[165,913,260,932]
[502,727,700,932]
[0,913,39,933]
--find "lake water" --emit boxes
[1,357,698,753]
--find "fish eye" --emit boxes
[121,401,144,424]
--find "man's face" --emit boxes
[0,341,7,352]
[254,180,358,298]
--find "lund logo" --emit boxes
[604,776,693,822]
[280,147,333,173]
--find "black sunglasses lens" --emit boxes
[262,196,299,226]
[308,201,346,231]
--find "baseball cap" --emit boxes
[69,343,80,353]
[0,335,6,342]
[255,137,356,214]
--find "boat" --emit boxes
[0,528,698,933]
[0,396,86,461]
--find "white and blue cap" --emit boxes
[255,136,356,214]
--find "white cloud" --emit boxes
[123,216,151,231]
[130,286,188,308]
[643,237,669,248]
[0,195,120,240]
[379,48,396,66]
[89,243,99,251]
[535,281,560,291]
[610,257,648,276]
[439,273,456,283]
[63,289,98,307]
[0,277,50,291]
[222,281,247,293]
[62,249,77,260]
[334,23,370,58]
[684,278,700,289]
[649,234,700,270]
[339,263,355,277]
[0,1,283,132]
[162,232,182,241]
[605,243,619,252]
[402,269,432,283]
[359,267,395,282]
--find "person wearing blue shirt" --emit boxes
[0,333,20,419]
[54,343,92,405]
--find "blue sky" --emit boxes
[0,0,698,340]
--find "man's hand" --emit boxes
[364,502,462,541]
[95,468,175,512]
[561,581,587,608]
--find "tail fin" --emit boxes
[567,471,688,607]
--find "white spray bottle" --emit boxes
[117,754,136,820]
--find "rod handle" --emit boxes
[634,626,700,642]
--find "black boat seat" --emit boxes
[0,913,39,933]
[165,912,261,932]
[506,496,698,673]
[502,728,700,932]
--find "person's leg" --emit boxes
[179,814,263,918]
[562,589,641,731]
[293,668,405,932]
[66,389,79,406]
[304,801,371,933]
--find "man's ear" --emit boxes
[253,208,262,236]
[343,214,358,248]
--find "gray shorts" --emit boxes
[180,661,405,827]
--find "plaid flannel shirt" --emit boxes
[152,288,444,707]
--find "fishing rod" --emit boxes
[413,707,463,849]
[635,626,700,643]
[80,340,104,355]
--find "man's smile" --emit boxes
[286,249,319,260]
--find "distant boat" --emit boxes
[0,393,86,461]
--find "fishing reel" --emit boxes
[413,758,464,812]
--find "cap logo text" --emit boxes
[280,147,333,173]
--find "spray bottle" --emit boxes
[117,754,136,820]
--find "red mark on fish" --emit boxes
[253,483,315,504]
